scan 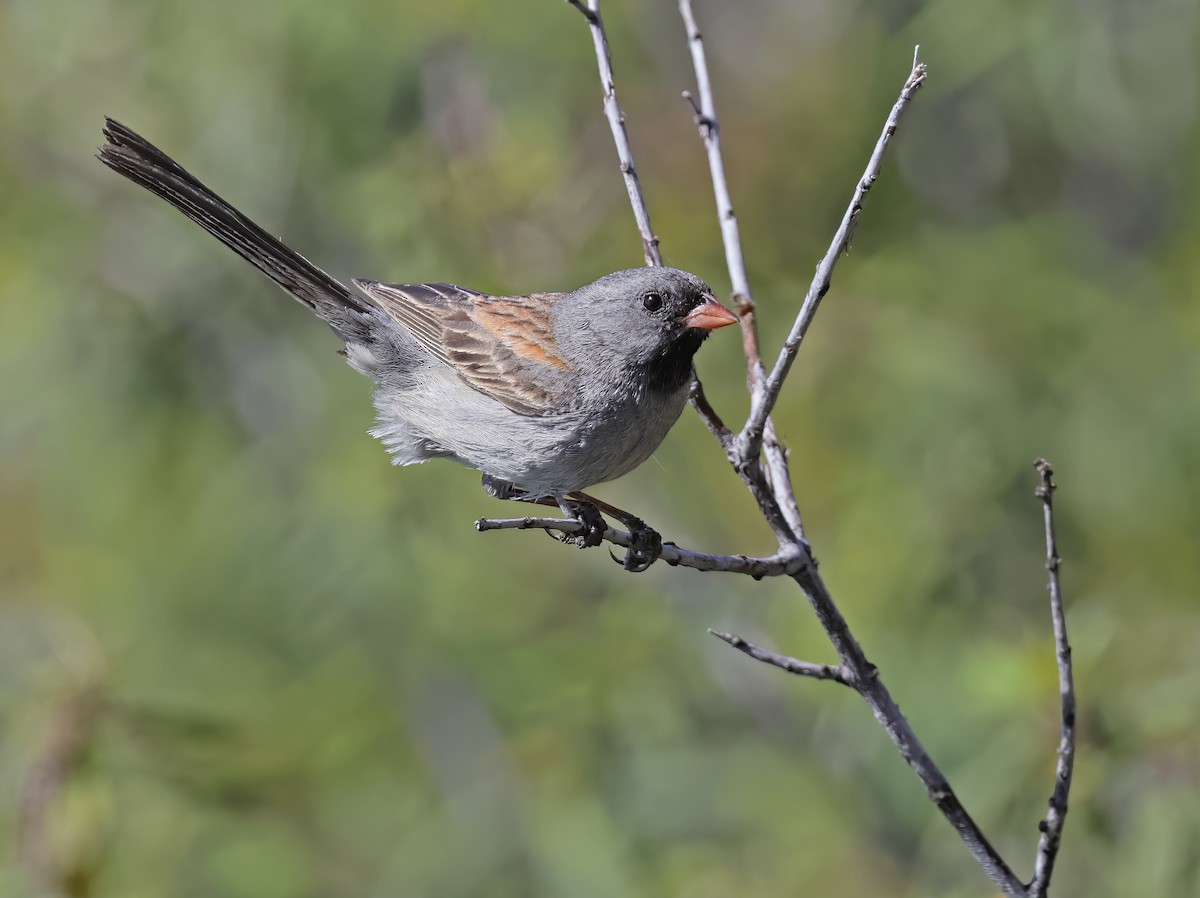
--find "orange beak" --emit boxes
[681,297,738,330]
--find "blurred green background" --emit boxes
[2,0,1197,895]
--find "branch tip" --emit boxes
[709,628,851,686]
[569,0,660,265]
[1029,458,1076,897]
[737,46,930,463]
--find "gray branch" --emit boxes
[475,515,804,578]
[789,561,1027,896]
[687,370,733,449]
[678,0,754,321]
[739,49,928,463]
[566,0,662,267]
[677,0,805,542]
[1029,458,1076,897]
[708,629,850,685]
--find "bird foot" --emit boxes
[558,498,607,549]
[482,478,659,569]
[616,518,662,573]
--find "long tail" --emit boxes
[97,118,377,340]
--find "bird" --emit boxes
[97,118,736,570]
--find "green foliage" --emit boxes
[2,0,1198,895]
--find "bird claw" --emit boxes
[619,518,662,573]
[486,484,660,570]
[560,499,606,549]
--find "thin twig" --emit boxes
[677,0,804,541]
[566,0,662,266]
[740,50,928,461]
[475,515,804,578]
[761,428,805,541]
[688,370,733,449]
[678,2,759,378]
[709,629,851,685]
[1029,458,1075,897]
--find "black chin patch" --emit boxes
[642,329,706,395]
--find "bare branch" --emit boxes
[709,629,851,685]
[566,0,662,266]
[677,0,804,540]
[561,15,1073,896]
[688,369,733,450]
[740,50,928,460]
[678,2,759,375]
[791,561,1028,897]
[475,515,803,578]
[1029,458,1076,898]
[761,429,806,541]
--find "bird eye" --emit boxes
[642,292,664,312]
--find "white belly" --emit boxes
[364,357,687,495]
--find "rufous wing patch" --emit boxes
[354,280,574,416]
[471,295,569,370]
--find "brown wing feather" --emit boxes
[352,279,574,416]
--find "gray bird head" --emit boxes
[553,267,736,394]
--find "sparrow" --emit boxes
[97,118,736,569]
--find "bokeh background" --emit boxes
[2,0,1198,895]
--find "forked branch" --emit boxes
[530,6,1076,896]
[678,0,803,539]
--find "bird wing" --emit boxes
[352,279,575,417]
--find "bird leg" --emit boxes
[479,476,660,569]
[480,475,606,550]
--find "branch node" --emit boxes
[681,90,715,133]
[566,0,598,25]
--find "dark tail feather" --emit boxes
[97,118,377,337]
